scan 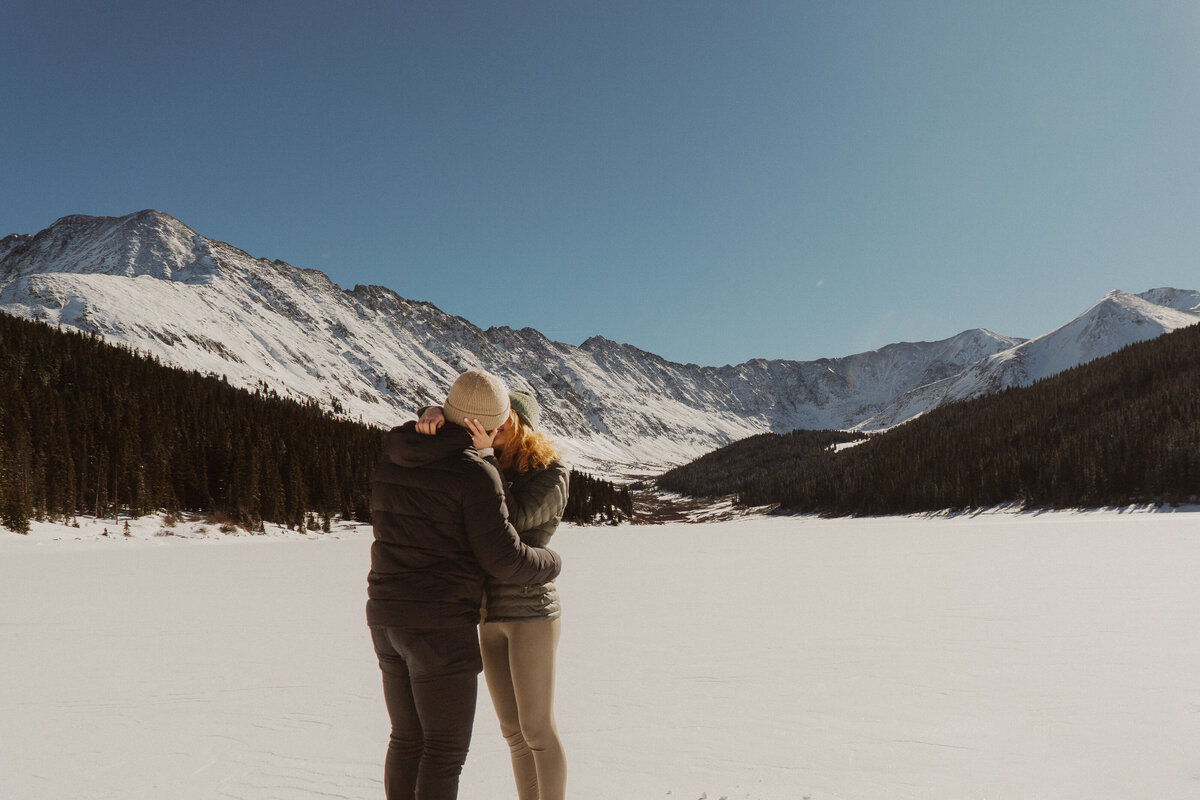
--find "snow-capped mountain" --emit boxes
[1,210,1196,469]
[858,288,1200,430]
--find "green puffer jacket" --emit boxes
[482,458,570,622]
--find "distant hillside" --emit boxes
[658,323,1200,515]
[0,314,627,532]
[657,429,866,498]
[0,313,379,533]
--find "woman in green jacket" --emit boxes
[418,390,569,800]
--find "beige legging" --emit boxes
[479,617,566,800]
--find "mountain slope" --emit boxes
[0,311,630,531]
[857,289,1200,430]
[2,210,1195,469]
[662,321,1200,514]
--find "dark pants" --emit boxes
[371,626,484,800]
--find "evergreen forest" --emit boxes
[658,323,1200,515]
[0,313,626,533]
[657,428,866,498]
[566,471,634,523]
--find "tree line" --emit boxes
[0,313,625,532]
[567,470,634,524]
[658,323,1200,515]
[657,428,866,499]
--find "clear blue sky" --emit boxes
[4,1,1200,366]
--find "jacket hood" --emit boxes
[383,421,475,468]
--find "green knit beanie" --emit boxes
[508,390,541,430]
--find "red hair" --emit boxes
[498,410,561,474]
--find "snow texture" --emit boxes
[4,510,1200,799]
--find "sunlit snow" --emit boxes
[4,510,1200,799]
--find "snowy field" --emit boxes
[3,509,1200,800]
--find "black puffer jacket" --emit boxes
[482,459,570,622]
[367,422,562,629]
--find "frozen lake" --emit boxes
[3,509,1199,799]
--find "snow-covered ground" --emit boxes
[3,509,1200,799]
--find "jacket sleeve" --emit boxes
[505,462,569,538]
[462,463,561,585]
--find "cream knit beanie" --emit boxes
[443,369,511,430]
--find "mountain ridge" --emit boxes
[2,210,1197,470]
[856,288,1200,430]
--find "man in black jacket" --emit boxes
[367,369,562,800]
